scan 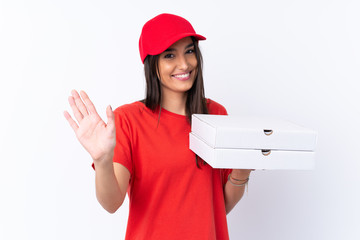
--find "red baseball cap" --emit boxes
[139,13,206,63]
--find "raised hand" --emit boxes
[63,90,116,164]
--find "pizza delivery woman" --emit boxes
[64,13,252,240]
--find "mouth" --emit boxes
[172,71,192,81]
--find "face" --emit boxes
[157,37,198,98]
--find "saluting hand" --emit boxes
[63,90,116,164]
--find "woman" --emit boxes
[64,13,252,240]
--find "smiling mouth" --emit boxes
[172,71,192,80]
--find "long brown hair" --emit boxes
[143,37,208,167]
[143,37,208,124]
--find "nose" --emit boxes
[176,54,189,71]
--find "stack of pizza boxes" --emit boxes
[189,114,317,169]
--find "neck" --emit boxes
[161,91,188,116]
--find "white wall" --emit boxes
[1,0,359,239]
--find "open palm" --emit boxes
[64,90,116,162]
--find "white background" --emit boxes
[1,0,359,239]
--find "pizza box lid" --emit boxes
[191,114,317,151]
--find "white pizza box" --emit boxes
[189,133,315,170]
[191,114,317,151]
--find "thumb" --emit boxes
[106,105,115,128]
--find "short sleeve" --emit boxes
[112,108,134,175]
[206,99,228,115]
[221,169,233,187]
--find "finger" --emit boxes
[71,89,89,117]
[68,96,84,123]
[63,110,79,132]
[106,105,115,130]
[80,90,99,116]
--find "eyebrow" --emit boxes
[163,43,194,52]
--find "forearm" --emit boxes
[224,169,250,214]
[94,156,125,213]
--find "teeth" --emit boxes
[174,73,190,78]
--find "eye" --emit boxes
[186,49,195,54]
[164,53,174,59]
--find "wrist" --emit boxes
[93,152,114,169]
[230,169,251,180]
[227,174,249,187]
